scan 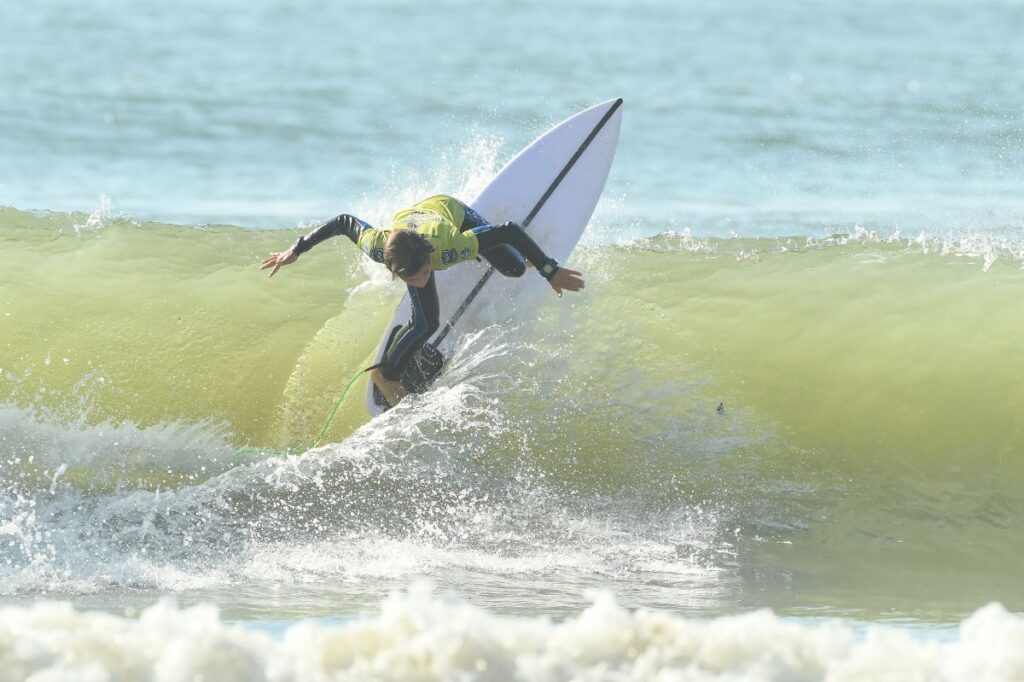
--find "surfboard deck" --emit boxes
[366,98,624,415]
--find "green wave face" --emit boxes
[576,233,1024,615]
[4,209,1023,466]
[3,208,1023,617]
[588,232,1024,467]
[1,208,396,450]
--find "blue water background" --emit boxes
[3,0,1023,237]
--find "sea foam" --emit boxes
[2,586,1022,682]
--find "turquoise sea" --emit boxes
[3,1,1024,679]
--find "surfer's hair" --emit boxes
[384,230,434,278]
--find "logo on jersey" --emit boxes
[441,249,457,264]
[369,247,384,263]
[402,211,439,230]
[460,247,471,261]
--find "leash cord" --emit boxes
[235,365,376,460]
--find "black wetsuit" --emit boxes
[290,198,560,392]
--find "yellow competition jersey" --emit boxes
[356,195,480,270]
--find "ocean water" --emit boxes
[3,0,1024,679]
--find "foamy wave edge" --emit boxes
[2,585,1021,681]
[609,227,1024,271]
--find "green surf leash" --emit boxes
[234,364,377,460]
[308,366,370,448]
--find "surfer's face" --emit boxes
[398,262,432,288]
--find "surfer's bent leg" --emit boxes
[380,272,441,391]
[290,214,369,254]
[471,222,559,280]
[458,203,527,278]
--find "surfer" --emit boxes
[260,195,584,406]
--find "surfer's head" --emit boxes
[384,229,434,287]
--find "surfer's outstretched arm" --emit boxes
[471,221,585,295]
[290,214,370,254]
[260,214,371,277]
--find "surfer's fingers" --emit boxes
[261,251,297,276]
[550,268,584,294]
[259,253,281,269]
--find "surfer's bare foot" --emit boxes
[370,368,407,407]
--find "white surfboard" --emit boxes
[366,98,624,415]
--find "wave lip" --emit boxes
[1,587,1022,681]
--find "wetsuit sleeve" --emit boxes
[290,214,369,255]
[471,222,560,280]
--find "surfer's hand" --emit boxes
[548,267,584,297]
[260,249,298,278]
